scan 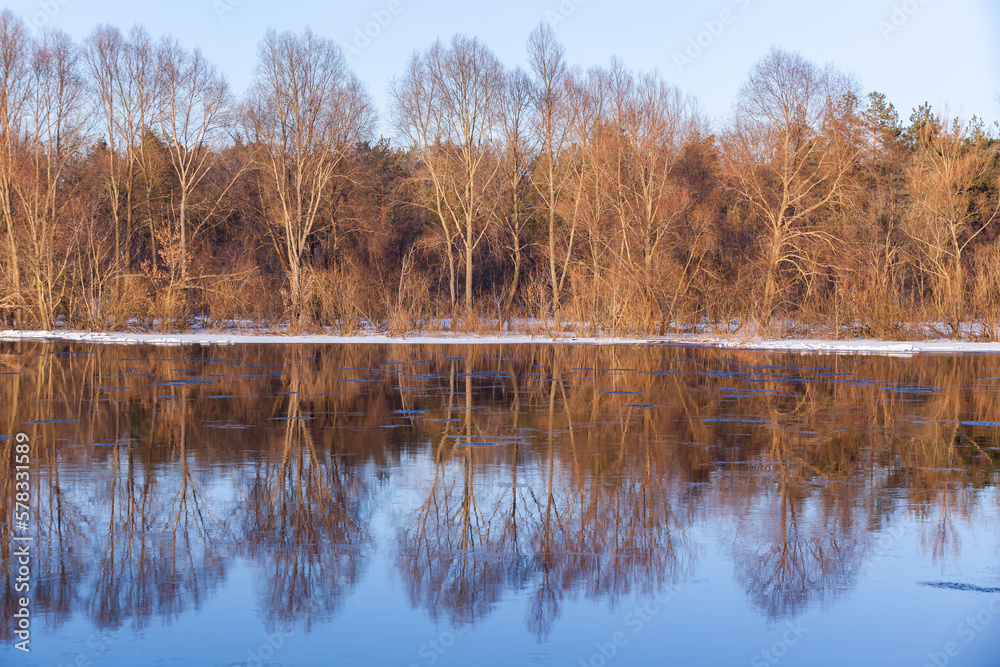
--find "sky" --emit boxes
[5,0,999,138]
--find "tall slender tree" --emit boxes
[724,48,862,328]
[391,34,505,314]
[244,28,374,328]
[155,38,236,288]
[0,10,31,322]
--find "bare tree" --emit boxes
[391,34,505,314]
[904,117,1000,335]
[14,28,90,328]
[155,38,237,288]
[0,10,31,322]
[244,28,374,328]
[527,24,577,316]
[83,25,160,269]
[494,66,535,318]
[594,64,699,318]
[724,48,862,329]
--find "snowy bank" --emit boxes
[3,328,1000,356]
[0,329,651,347]
[704,337,1000,355]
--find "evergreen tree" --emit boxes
[862,91,901,164]
[904,102,940,148]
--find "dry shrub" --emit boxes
[200,263,281,332]
[561,265,652,338]
[386,252,434,335]
[842,263,913,340]
[513,278,553,336]
[699,261,760,338]
[651,259,710,335]
[78,273,150,332]
[145,281,189,331]
[971,244,1000,341]
[0,278,26,328]
[304,264,372,335]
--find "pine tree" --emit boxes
[904,102,940,148]
[862,92,901,164]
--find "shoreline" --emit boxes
[3,328,1000,356]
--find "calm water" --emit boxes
[1,342,999,666]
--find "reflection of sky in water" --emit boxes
[1,342,999,666]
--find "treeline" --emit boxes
[0,11,998,337]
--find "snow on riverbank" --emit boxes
[3,328,1000,355]
[0,328,651,347]
[708,337,1000,355]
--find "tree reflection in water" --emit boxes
[238,358,371,630]
[0,341,997,642]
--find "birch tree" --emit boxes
[724,48,861,328]
[83,25,159,269]
[0,10,31,321]
[16,29,89,328]
[391,34,505,313]
[527,24,577,315]
[495,66,535,316]
[596,65,698,305]
[155,38,235,287]
[245,28,374,328]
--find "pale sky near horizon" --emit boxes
[5,0,999,138]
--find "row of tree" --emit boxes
[0,11,997,336]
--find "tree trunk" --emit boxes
[179,188,188,286]
[447,243,456,311]
[289,263,302,331]
[464,235,473,314]
[503,240,521,320]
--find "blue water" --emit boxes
[1,342,999,666]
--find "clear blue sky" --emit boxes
[6,0,999,137]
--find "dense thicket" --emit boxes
[0,13,997,337]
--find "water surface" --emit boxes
[1,342,999,666]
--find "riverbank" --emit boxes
[3,328,1000,355]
